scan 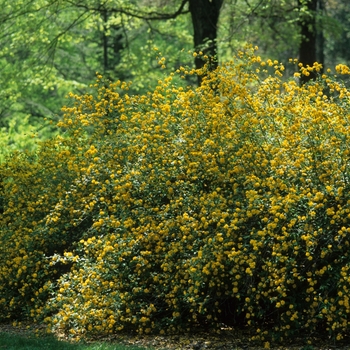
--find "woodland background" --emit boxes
[0,0,349,158]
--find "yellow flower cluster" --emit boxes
[2,47,350,345]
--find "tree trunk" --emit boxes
[101,8,125,80]
[188,0,224,85]
[102,9,109,76]
[298,0,317,84]
[316,0,325,74]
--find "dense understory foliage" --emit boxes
[2,48,350,346]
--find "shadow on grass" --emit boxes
[0,332,151,350]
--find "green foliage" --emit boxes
[0,112,60,164]
[2,0,350,161]
[0,0,194,158]
[0,0,193,128]
[0,116,36,164]
[218,0,301,63]
[325,0,350,64]
[3,48,350,346]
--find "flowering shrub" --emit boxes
[2,47,350,345]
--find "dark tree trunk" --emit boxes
[102,9,109,75]
[298,0,317,84]
[316,0,325,74]
[188,0,224,85]
[101,8,125,80]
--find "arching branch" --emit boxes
[64,0,190,20]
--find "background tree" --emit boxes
[298,0,318,83]
[325,0,350,66]
[188,0,224,84]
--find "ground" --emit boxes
[0,322,348,349]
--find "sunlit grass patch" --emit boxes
[0,331,152,350]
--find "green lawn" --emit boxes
[0,332,152,350]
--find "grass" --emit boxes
[0,332,152,350]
